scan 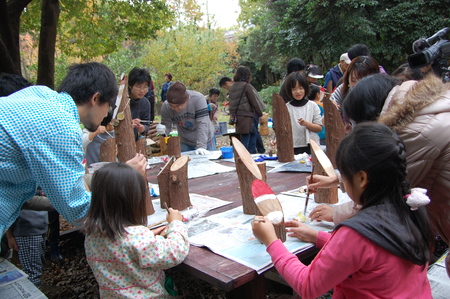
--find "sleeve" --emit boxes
[140,100,151,134]
[160,102,173,136]
[136,220,189,270]
[24,122,90,226]
[315,231,331,248]
[311,104,323,126]
[21,196,55,211]
[267,227,374,299]
[194,96,212,149]
[323,72,332,89]
[329,84,343,106]
[246,84,262,116]
[333,202,360,225]
[81,128,92,151]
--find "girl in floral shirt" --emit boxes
[83,162,189,298]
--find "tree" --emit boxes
[1,0,173,88]
[238,0,450,74]
[139,25,240,94]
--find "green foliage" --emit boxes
[257,85,282,115]
[21,0,174,60]
[139,25,240,94]
[238,0,450,73]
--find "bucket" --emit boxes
[220,146,234,159]
[219,122,228,135]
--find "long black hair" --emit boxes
[82,162,148,241]
[336,122,434,259]
[342,74,400,123]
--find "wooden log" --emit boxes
[168,136,181,158]
[232,137,262,215]
[256,162,267,183]
[113,78,154,215]
[259,112,269,136]
[310,139,338,204]
[157,156,175,209]
[274,220,286,242]
[323,97,345,168]
[272,93,294,162]
[99,138,116,162]
[135,137,147,157]
[169,156,192,211]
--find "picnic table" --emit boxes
[146,160,318,298]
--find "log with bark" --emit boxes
[272,93,294,162]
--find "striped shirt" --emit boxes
[0,86,90,237]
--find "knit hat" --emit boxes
[166,81,189,104]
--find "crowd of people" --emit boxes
[0,39,449,298]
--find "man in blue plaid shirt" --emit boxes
[0,63,147,239]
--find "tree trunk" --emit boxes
[0,0,32,74]
[37,0,59,88]
[167,136,181,158]
[323,97,345,168]
[272,92,294,162]
[232,138,262,215]
[114,80,154,215]
[169,156,192,211]
[310,140,338,204]
[99,138,116,162]
[157,156,175,209]
[135,137,147,157]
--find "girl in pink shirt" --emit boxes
[252,122,434,299]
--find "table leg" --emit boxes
[225,274,266,299]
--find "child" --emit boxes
[309,84,326,145]
[84,111,115,169]
[252,123,434,299]
[6,209,48,287]
[82,162,189,298]
[273,72,322,155]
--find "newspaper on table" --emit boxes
[146,193,232,228]
[187,192,350,274]
[428,250,450,299]
[0,259,47,299]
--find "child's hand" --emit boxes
[166,208,183,223]
[285,220,319,243]
[252,216,278,246]
[151,225,167,236]
[298,118,307,126]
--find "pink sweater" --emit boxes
[267,226,432,299]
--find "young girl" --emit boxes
[274,72,322,155]
[253,122,434,299]
[83,162,189,298]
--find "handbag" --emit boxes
[229,83,248,125]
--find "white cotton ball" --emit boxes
[266,211,284,224]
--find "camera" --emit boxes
[408,27,450,80]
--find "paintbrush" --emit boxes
[304,164,315,215]
[252,179,284,224]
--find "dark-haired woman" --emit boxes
[228,66,263,153]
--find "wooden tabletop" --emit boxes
[146,160,313,295]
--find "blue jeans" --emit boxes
[181,139,216,152]
[240,119,257,154]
